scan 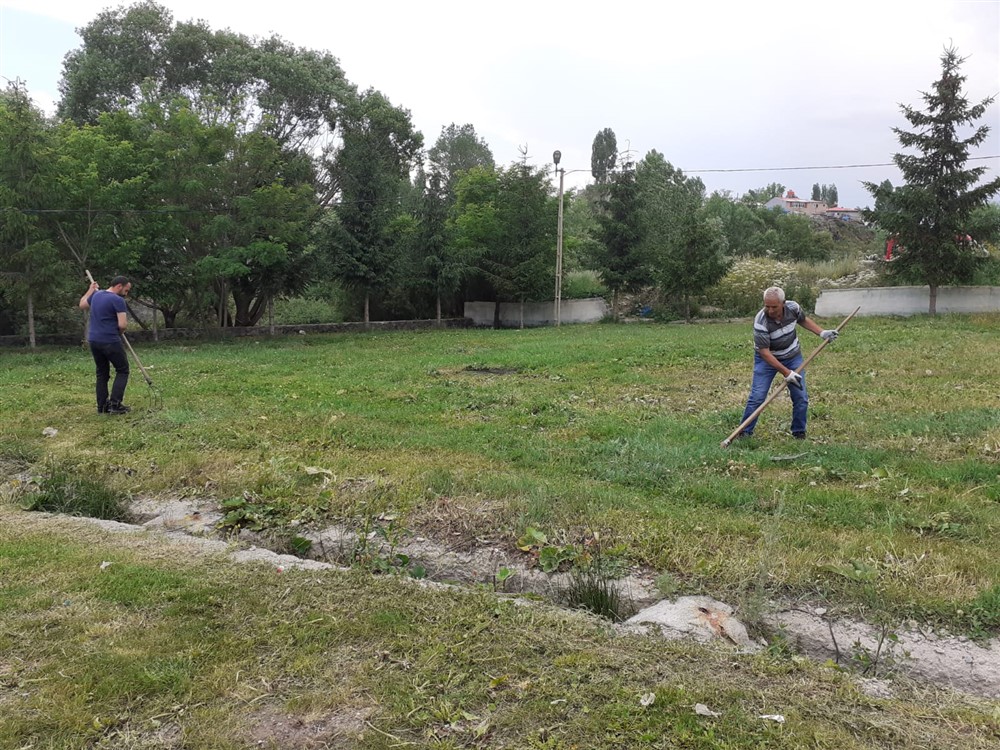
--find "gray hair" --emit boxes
[763,286,785,302]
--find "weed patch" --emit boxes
[21,466,131,522]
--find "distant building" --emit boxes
[764,189,828,216]
[825,207,862,221]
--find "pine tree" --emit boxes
[863,46,1000,314]
[591,159,649,318]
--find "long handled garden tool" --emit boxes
[720,306,860,448]
[85,270,163,410]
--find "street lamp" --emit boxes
[553,150,565,327]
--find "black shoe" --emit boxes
[792,432,806,440]
[106,402,131,415]
[97,404,107,414]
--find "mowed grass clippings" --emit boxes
[1,316,999,635]
[1,508,998,749]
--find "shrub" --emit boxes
[971,256,1000,286]
[561,270,607,300]
[272,296,344,325]
[706,257,814,315]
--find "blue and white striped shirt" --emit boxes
[752,300,806,361]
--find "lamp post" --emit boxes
[553,150,565,327]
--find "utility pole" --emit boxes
[553,150,565,326]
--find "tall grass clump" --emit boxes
[21,467,131,522]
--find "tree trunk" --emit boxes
[519,301,524,330]
[268,297,275,335]
[436,295,442,326]
[26,289,36,349]
[929,284,938,315]
[218,280,227,327]
[493,300,501,329]
[152,300,159,342]
[364,292,370,328]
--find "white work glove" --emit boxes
[820,329,838,342]
[784,371,803,388]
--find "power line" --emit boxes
[683,155,999,174]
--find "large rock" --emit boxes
[622,596,760,651]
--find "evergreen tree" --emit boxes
[591,128,618,185]
[591,159,649,318]
[863,46,1000,313]
[811,183,822,201]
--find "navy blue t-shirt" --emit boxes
[87,290,127,344]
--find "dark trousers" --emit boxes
[90,341,130,411]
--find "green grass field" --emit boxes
[3,317,999,633]
[2,316,1000,748]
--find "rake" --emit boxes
[85,270,163,411]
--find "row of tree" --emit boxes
[2,3,997,339]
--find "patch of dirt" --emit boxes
[8,495,1000,700]
[246,704,371,749]
[408,494,512,551]
[463,365,519,375]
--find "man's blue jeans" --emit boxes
[739,352,807,436]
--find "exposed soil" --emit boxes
[83,493,1000,700]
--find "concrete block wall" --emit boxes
[815,287,1000,317]
[464,298,609,327]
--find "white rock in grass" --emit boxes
[623,596,760,652]
[42,427,58,437]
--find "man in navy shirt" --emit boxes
[737,286,839,440]
[79,276,132,414]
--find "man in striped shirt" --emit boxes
[737,286,839,440]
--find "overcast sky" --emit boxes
[2,0,998,209]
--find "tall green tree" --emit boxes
[591,159,648,318]
[452,163,555,328]
[591,128,618,185]
[58,1,354,204]
[633,151,728,319]
[811,183,822,201]
[864,46,1000,313]
[318,89,423,323]
[657,213,730,321]
[0,82,63,346]
[427,123,494,199]
[703,192,766,254]
[47,117,149,286]
[414,170,464,321]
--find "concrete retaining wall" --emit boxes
[464,298,609,327]
[815,286,1000,317]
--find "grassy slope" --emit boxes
[2,507,998,749]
